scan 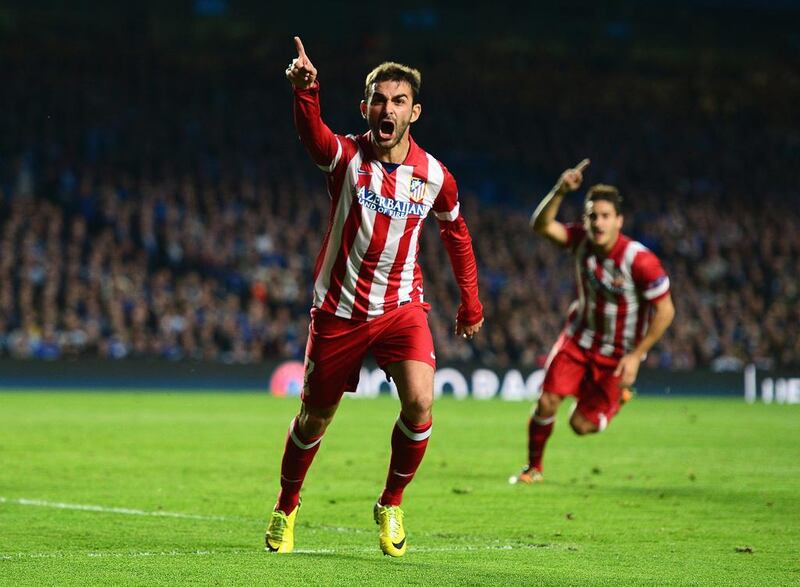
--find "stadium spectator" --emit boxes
[0,35,798,369]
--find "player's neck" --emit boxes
[593,234,619,256]
[372,136,411,164]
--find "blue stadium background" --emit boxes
[1,1,798,395]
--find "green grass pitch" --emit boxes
[1,391,798,586]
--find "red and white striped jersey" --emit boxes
[293,83,483,324]
[563,224,671,358]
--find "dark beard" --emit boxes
[372,120,409,150]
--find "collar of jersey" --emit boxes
[359,132,426,167]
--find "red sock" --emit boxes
[379,414,432,507]
[528,412,555,472]
[276,417,323,514]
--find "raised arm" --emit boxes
[285,36,317,90]
[530,159,590,246]
[285,36,342,172]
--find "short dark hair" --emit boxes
[585,184,623,214]
[364,62,422,103]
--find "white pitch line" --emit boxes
[1,543,550,561]
[0,496,569,555]
[0,496,236,522]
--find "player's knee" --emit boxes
[400,397,432,424]
[537,392,561,418]
[298,404,336,437]
[569,412,598,436]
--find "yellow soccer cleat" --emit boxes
[374,503,407,557]
[265,504,299,553]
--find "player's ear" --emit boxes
[410,102,421,123]
[360,100,367,119]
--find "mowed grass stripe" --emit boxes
[1,392,798,586]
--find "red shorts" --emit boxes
[301,302,435,408]
[541,333,624,429]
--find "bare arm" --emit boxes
[614,294,676,387]
[633,294,675,358]
[530,159,590,246]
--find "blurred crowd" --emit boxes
[1,34,798,370]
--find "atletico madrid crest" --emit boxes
[409,177,427,203]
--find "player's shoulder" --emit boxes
[332,132,367,164]
[410,138,452,179]
[410,146,455,201]
[349,132,368,150]
[565,223,588,249]
[623,235,662,263]
[622,236,668,279]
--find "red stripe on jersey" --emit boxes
[382,215,419,308]
[590,266,606,353]
[319,173,368,314]
[383,157,430,308]
[612,289,628,359]
[574,247,591,344]
[349,168,397,321]
[312,162,351,285]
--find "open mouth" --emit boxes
[378,119,396,141]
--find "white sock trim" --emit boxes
[396,417,432,442]
[532,414,556,426]
[597,414,608,432]
[288,418,323,450]
[391,470,415,478]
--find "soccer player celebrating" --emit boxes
[511,159,674,484]
[266,37,484,556]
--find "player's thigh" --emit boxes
[372,303,436,423]
[575,364,622,431]
[541,338,587,399]
[302,311,367,409]
[372,303,436,369]
[536,391,565,417]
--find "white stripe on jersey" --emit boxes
[396,155,444,304]
[580,253,598,347]
[316,137,343,173]
[620,242,647,352]
[366,165,415,317]
[313,148,363,307]
[336,163,383,319]
[567,239,588,342]
[395,218,425,306]
[599,257,622,356]
[644,276,670,300]
[434,201,460,221]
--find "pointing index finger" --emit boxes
[575,158,591,173]
[294,36,307,60]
